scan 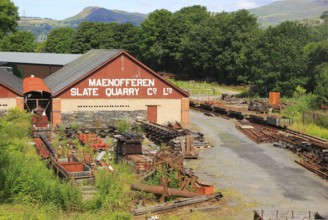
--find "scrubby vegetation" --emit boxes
[282,94,328,140]
[0,108,145,219]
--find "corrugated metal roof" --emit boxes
[23,77,51,94]
[0,52,81,65]
[0,68,23,95]
[44,49,122,95]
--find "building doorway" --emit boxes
[25,95,52,120]
[23,76,52,121]
[147,105,157,123]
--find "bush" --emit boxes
[89,163,139,218]
[115,120,131,133]
[0,108,82,211]
[316,114,328,129]
[282,94,317,118]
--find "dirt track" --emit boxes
[186,110,328,219]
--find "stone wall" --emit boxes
[61,110,146,128]
[60,99,182,125]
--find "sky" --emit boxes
[12,0,280,20]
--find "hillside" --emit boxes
[17,7,147,41]
[249,0,328,26]
[59,7,147,27]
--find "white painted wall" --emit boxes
[0,98,17,111]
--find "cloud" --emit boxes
[235,0,259,9]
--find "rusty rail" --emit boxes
[34,138,51,159]
[131,183,201,198]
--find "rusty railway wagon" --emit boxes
[32,115,51,138]
[34,134,95,183]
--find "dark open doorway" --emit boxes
[24,92,52,121]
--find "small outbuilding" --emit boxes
[0,52,81,78]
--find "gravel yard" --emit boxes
[186,110,328,219]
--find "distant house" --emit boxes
[0,52,81,78]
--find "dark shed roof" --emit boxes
[44,49,122,95]
[0,69,23,95]
[0,52,81,65]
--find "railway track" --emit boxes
[282,129,328,150]
[190,106,230,120]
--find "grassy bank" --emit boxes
[282,94,328,140]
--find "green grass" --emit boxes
[289,116,328,140]
[169,79,244,95]
[282,94,328,140]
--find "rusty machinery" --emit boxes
[152,149,199,201]
[131,149,213,202]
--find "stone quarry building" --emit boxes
[0,49,189,127]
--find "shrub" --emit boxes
[282,94,317,118]
[115,120,131,133]
[0,108,82,211]
[89,162,139,218]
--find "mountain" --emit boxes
[17,7,147,41]
[59,7,147,27]
[249,0,328,26]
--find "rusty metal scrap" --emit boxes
[152,149,212,195]
[132,192,223,216]
[123,154,153,174]
[235,121,272,144]
[78,133,109,152]
[131,183,201,198]
[34,138,51,159]
[153,149,184,171]
[138,120,209,156]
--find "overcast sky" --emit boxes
[12,0,279,20]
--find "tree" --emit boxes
[0,0,19,37]
[305,40,328,91]
[179,13,228,79]
[70,22,119,54]
[45,27,76,53]
[139,9,172,71]
[0,30,36,52]
[320,11,328,20]
[180,10,259,83]
[249,21,311,96]
[308,23,328,42]
[167,6,210,73]
[314,63,328,105]
[113,23,140,57]
[215,9,260,84]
